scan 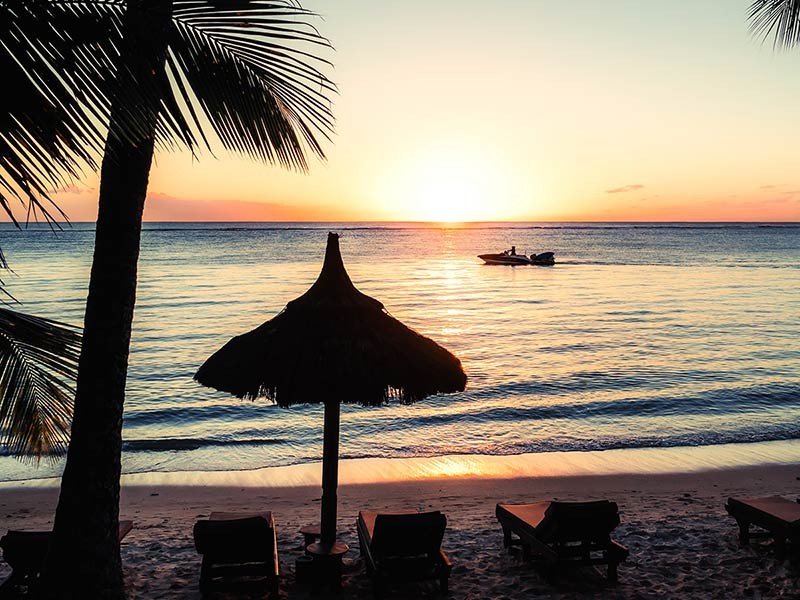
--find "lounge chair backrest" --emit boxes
[0,531,51,569]
[537,501,620,542]
[194,516,273,561]
[371,511,446,558]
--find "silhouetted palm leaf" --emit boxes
[0,2,107,271]
[0,0,334,265]
[0,307,81,460]
[749,0,800,48]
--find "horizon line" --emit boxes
[3,219,800,225]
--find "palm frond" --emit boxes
[749,0,800,49]
[0,0,335,267]
[0,307,81,461]
[0,0,119,209]
[0,0,123,268]
[168,0,336,170]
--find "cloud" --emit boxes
[605,184,644,194]
[759,185,777,190]
[151,191,177,200]
[142,194,351,222]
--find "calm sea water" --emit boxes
[0,222,798,482]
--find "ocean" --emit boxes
[0,222,798,483]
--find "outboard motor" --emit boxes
[531,252,555,265]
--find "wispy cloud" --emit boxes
[142,194,352,222]
[605,184,644,194]
[759,184,777,190]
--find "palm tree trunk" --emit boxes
[39,2,172,597]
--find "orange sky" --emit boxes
[8,1,800,223]
[46,177,800,223]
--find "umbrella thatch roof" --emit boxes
[194,232,466,406]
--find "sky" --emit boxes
[38,1,800,221]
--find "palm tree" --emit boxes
[1,1,334,596]
[749,1,800,49]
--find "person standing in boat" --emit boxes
[510,246,516,256]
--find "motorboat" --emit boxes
[477,248,555,266]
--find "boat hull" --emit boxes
[477,252,556,266]
[478,254,532,265]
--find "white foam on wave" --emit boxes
[3,438,800,490]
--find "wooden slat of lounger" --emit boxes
[209,512,273,525]
[358,511,439,547]
[356,510,451,593]
[2,520,134,542]
[0,520,134,583]
[496,502,550,534]
[358,511,379,544]
[118,520,134,541]
[496,501,627,583]
[196,511,279,584]
[728,497,800,525]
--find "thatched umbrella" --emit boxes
[194,232,466,555]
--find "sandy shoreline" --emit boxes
[5,439,800,489]
[2,463,799,598]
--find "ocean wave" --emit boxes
[107,383,800,457]
[122,402,274,426]
[462,370,746,400]
[383,424,800,458]
[122,437,286,452]
[117,423,800,462]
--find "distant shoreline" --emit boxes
[2,220,800,227]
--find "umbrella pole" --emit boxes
[320,399,340,548]
[307,399,348,590]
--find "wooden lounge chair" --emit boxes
[193,512,279,597]
[725,496,800,555]
[0,520,133,595]
[356,510,452,595]
[496,500,628,582]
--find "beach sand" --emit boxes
[1,464,799,599]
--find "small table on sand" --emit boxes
[306,541,349,591]
[295,525,348,589]
[299,524,321,548]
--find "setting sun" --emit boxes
[378,145,535,222]
[412,161,486,222]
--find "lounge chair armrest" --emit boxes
[608,540,629,559]
[119,520,134,541]
[438,549,453,572]
[272,522,280,578]
[357,516,378,572]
